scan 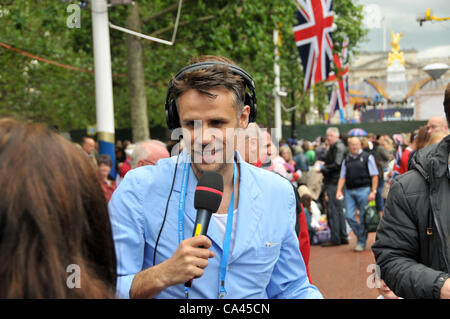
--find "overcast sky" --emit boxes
[355,0,450,56]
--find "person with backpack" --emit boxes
[335,137,379,252]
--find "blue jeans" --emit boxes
[344,186,370,247]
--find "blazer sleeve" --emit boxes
[108,169,146,299]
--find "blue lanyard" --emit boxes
[219,162,237,298]
[177,160,190,245]
[178,159,237,299]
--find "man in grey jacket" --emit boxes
[319,127,348,247]
[372,82,450,299]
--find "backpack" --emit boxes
[364,200,380,232]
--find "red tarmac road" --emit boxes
[308,231,380,299]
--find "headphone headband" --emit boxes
[173,61,255,89]
[165,61,257,130]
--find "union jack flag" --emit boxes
[293,0,334,91]
[328,39,349,121]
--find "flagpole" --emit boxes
[339,108,346,123]
[309,86,315,122]
[273,29,282,143]
[91,0,116,177]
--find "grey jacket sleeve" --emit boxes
[372,178,448,299]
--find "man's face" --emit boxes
[137,154,156,167]
[262,131,272,158]
[281,148,290,162]
[427,117,448,136]
[177,88,249,175]
[137,144,170,168]
[236,131,259,165]
[348,138,361,156]
[326,131,339,145]
[82,138,95,155]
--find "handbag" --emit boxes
[364,200,380,232]
[311,224,331,245]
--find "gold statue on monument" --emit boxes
[388,30,405,66]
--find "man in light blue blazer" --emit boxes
[108,55,322,299]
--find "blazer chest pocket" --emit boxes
[250,243,281,286]
[254,242,281,258]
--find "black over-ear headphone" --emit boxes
[165,61,257,131]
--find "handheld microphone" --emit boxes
[185,171,223,288]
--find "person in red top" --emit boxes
[118,144,135,179]
[395,132,417,175]
[236,123,312,283]
[98,154,117,202]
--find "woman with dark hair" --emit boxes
[0,118,117,298]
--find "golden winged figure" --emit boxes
[388,30,405,66]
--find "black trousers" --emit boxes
[325,183,347,243]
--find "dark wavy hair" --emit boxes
[0,118,116,298]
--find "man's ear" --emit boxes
[240,105,251,129]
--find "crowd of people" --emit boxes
[1,55,449,299]
[270,114,449,253]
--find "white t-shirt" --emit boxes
[212,209,238,253]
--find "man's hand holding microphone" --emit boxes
[130,171,223,298]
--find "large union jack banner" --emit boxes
[328,38,349,123]
[293,0,334,91]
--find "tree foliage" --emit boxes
[0,0,366,132]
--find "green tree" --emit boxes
[0,0,366,136]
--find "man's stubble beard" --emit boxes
[191,160,229,177]
[190,142,235,178]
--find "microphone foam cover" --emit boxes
[194,171,224,213]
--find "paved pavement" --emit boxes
[308,231,380,299]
